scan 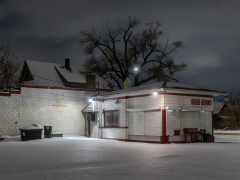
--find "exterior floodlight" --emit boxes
[152,91,158,96]
[88,98,93,103]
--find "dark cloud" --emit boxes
[0,0,239,95]
[0,12,34,37]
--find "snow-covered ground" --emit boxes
[1,136,240,180]
[214,130,240,135]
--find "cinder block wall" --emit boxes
[0,87,93,136]
[0,93,20,136]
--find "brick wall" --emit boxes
[0,87,94,136]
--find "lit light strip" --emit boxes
[127,107,160,112]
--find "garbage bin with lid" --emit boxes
[19,124,43,141]
[44,126,52,138]
[203,134,211,142]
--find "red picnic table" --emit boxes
[183,128,206,143]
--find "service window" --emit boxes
[104,110,119,127]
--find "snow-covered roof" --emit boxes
[94,81,228,98]
[55,65,86,83]
[25,60,64,87]
[20,60,110,89]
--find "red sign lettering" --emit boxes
[191,99,200,105]
[191,99,212,106]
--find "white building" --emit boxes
[84,82,227,143]
[0,59,228,142]
[0,59,111,137]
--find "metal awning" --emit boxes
[127,107,161,112]
[180,108,213,111]
[82,102,99,112]
[180,108,201,112]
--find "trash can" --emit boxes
[44,126,52,138]
[19,124,43,141]
[203,134,211,142]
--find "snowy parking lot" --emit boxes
[1,135,240,180]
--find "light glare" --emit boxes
[89,98,93,102]
[152,91,158,96]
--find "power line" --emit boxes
[31,73,63,84]
[17,67,64,84]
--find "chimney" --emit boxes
[86,74,96,89]
[65,58,71,71]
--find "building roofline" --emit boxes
[91,82,228,100]
[19,84,112,92]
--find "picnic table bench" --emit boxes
[183,128,206,143]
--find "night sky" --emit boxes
[0,0,239,96]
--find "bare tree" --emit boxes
[216,95,240,129]
[0,45,19,89]
[81,17,186,89]
[227,96,240,129]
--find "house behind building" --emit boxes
[0,59,111,137]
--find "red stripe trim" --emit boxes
[102,138,162,144]
[126,94,151,99]
[103,138,194,144]
[20,84,112,92]
[162,109,166,137]
[127,140,161,144]
[10,90,21,94]
[161,109,169,144]
[102,138,128,141]
[102,94,151,101]
[163,92,212,98]
[170,141,185,143]
[0,93,11,96]
[102,92,212,101]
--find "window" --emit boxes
[104,110,119,127]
